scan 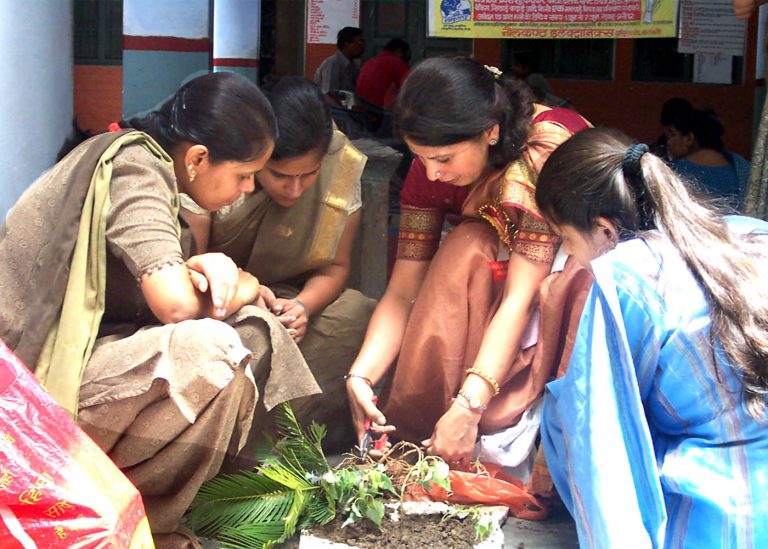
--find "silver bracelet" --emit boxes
[344,373,373,387]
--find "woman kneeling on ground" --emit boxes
[0,72,320,547]
[346,56,591,471]
[210,76,377,455]
[535,127,768,547]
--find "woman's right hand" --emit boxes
[346,376,395,445]
[186,253,240,318]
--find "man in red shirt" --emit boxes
[355,39,411,108]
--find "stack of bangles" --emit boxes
[344,373,373,387]
[465,368,500,396]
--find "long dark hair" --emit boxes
[535,127,768,418]
[264,76,333,160]
[394,56,533,169]
[121,71,276,163]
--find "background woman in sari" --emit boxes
[346,57,591,472]
[0,72,321,547]
[210,77,376,454]
[535,127,768,547]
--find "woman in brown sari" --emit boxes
[0,72,320,547]
[347,57,592,470]
[210,77,377,453]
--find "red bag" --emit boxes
[0,339,153,548]
[425,462,549,520]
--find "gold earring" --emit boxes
[188,169,196,183]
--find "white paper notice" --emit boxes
[694,53,733,84]
[307,0,361,44]
[679,0,746,56]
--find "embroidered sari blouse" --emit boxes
[397,106,590,264]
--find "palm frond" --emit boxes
[259,460,315,491]
[302,490,336,527]
[273,403,329,472]
[215,521,288,549]
[186,402,335,544]
[192,469,284,505]
[186,486,296,537]
[186,467,313,536]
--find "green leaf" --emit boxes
[421,460,451,492]
[474,509,495,542]
[360,496,385,528]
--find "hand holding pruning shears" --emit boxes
[346,376,395,459]
[359,395,390,459]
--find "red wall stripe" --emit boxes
[212,58,260,68]
[123,35,211,52]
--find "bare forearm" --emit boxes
[350,258,430,383]
[348,291,413,383]
[457,255,550,405]
[460,294,537,404]
[296,263,349,315]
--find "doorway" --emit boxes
[360,0,471,63]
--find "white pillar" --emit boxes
[0,1,73,217]
[213,0,261,83]
[123,0,211,117]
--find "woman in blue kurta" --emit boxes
[534,127,768,548]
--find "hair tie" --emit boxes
[621,143,654,231]
[622,143,648,180]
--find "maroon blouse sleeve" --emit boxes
[397,159,470,261]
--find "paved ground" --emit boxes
[501,505,579,548]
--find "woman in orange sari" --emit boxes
[346,57,591,469]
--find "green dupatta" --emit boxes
[35,132,176,417]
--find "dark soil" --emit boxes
[308,513,479,548]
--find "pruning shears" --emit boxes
[359,396,388,460]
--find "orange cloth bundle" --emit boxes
[425,462,549,521]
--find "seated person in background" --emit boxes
[314,26,365,107]
[648,96,692,158]
[210,77,377,455]
[355,38,411,109]
[535,126,768,548]
[0,72,320,546]
[511,51,565,107]
[665,107,750,209]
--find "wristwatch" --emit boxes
[456,389,487,413]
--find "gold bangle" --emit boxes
[465,368,500,396]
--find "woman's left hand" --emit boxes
[272,297,309,342]
[422,403,480,467]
